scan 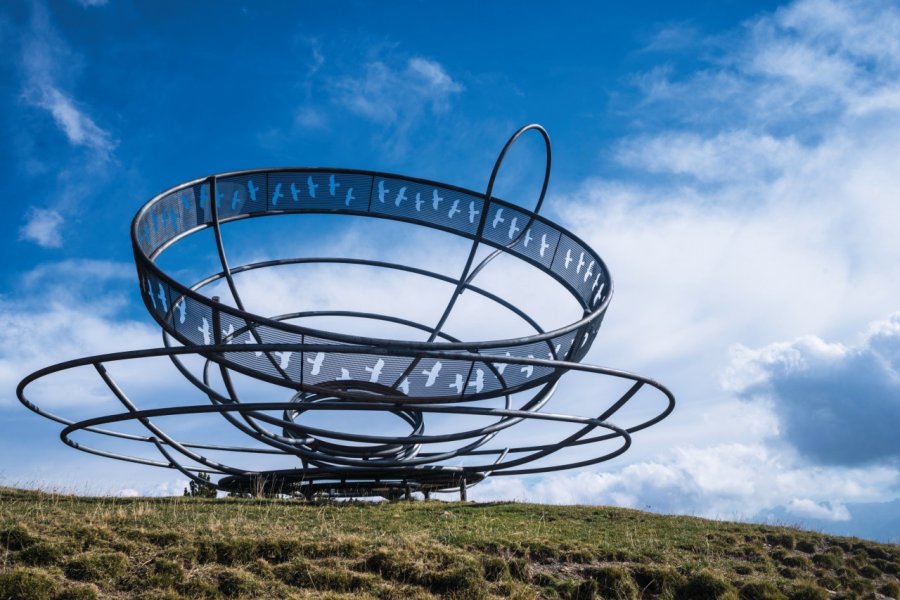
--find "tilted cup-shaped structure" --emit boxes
[18,125,674,499]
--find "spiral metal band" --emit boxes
[17,126,674,499]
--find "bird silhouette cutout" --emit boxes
[271,183,283,206]
[307,176,318,198]
[146,278,156,309]
[448,199,461,219]
[593,282,605,305]
[156,283,168,313]
[378,180,389,202]
[247,180,259,202]
[492,208,505,229]
[467,369,485,393]
[414,192,424,211]
[274,351,292,370]
[468,201,479,223]
[395,186,407,207]
[431,189,443,210]
[344,188,355,206]
[307,352,324,375]
[365,359,385,383]
[328,174,340,196]
[198,318,211,345]
[492,352,512,375]
[290,182,301,202]
[521,356,535,378]
[176,299,186,324]
[422,362,442,387]
[508,217,520,239]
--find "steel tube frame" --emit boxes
[17,125,675,499]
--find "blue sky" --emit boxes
[2,0,899,542]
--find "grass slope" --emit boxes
[1,487,898,599]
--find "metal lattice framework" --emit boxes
[17,125,674,500]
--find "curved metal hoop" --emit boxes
[17,124,674,499]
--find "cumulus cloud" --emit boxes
[724,314,900,466]
[19,208,64,248]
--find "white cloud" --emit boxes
[559,0,900,374]
[786,498,850,522]
[5,0,900,537]
[541,0,900,531]
[724,313,900,466]
[20,1,117,158]
[34,86,115,153]
[19,208,64,248]
[20,258,133,288]
[294,106,327,130]
[614,130,804,185]
[469,443,897,520]
[333,57,462,124]
[0,259,167,409]
[0,298,160,408]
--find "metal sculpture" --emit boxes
[17,125,674,500]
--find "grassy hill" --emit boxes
[1,486,897,600]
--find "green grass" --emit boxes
[1,486,897,599]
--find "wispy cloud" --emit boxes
[19,208,64,248]
[33,86,115,154]
[13,1,118,248]
[333,56,462,124]
[19,2,117,159]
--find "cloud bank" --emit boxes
[725,313,900,466]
